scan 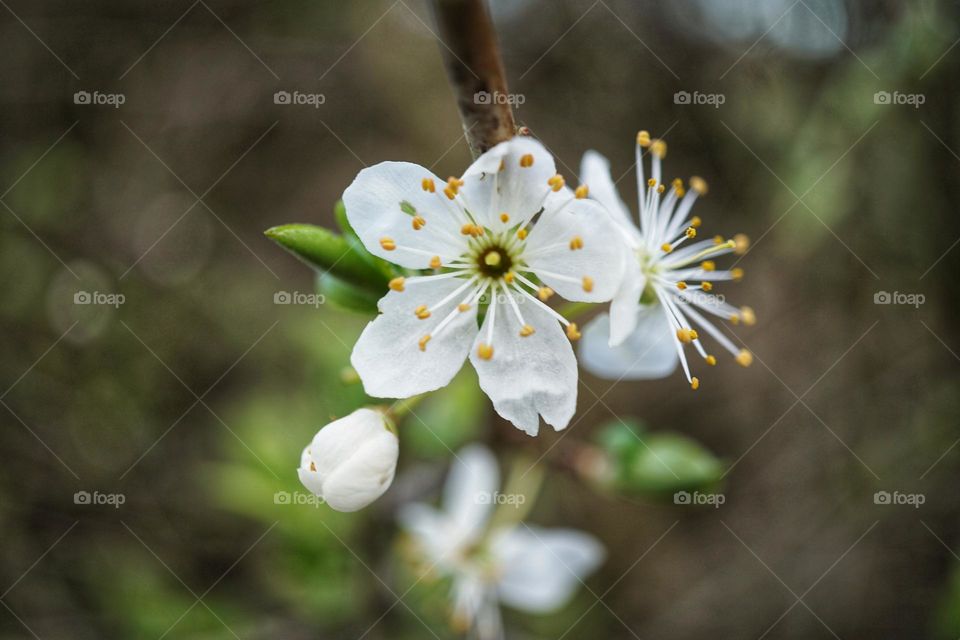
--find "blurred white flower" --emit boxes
[298,408,399,512]
[573,132,755,389]
[399,445,605,639]
[343,137,624,435]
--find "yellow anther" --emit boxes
[443,186,456,200]
[477,343,494,360]
[418,335,431,351]
[500,213,510,223]
[701,281,713,291]
[705,355,717,366]
[519,324,535,337]
[517,228,528,240]
[569,236,584,250]
[447,177,464,189]
[651,139,667,158]
[661,243,672,253]
[731,267,744,281]
[575,185,589,199]
[690,377,700,390]
[729,314,740,325]
[672,178,683,189]
[740,306,756,326]
[414,305,431,320]
[713,235,725,244]
[484,252,502,267]
[657,184,666,194]
[675,187,686,197]
[519,154,534,168]
[388,277,405,292]
[566,323,581,341]
[647,178,657,188]
[676,328,694,344]
[461,223,482,237]
[548,174,565,192]
[690,176,708,195]
[677,281,688,290]
[689,329,699,340]
[380,237,396,251]
[458,303,470,312]
[636,130,651,147]
[701,260,716,271]
[685,226,697,239]
[503,272,515,284]
[690,216,702,228]
[421,178,435,192]
[537,287,554,301]
[429,255,442,269]
[412,215,426,230]
[736,349,753,367]
[582,276,594,293]
[734,233,750,255]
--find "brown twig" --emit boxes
[428,0,517,158]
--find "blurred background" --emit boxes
[2,0,959,637]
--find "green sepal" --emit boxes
[265,223,391,289]
[315,272,381,314]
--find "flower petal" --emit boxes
[460,137,555,230]
[469,292,577,435]
[580,150,640,238]
[608,259,645,346]
[579,307,678,380]
[351,277,479,398]
[493,525,605,613]
[442,445,500,545]
[524,197,626,303]
[343,161,466,269]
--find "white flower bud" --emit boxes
[297,407,399,512]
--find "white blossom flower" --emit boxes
[399,445,605,639]
[298,407,399,512]
[573,132,755,388]
[344,137,624,435]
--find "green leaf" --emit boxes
[265,223,391,289]
[315,272,380,314]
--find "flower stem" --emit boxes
[558,301,594,321]
[385,394,427,422]
[427,0,517,158]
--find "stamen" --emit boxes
[569,236,584,250]
[503,272,515,284]
[418,335,431,351]
[690,176,708,195]
[676,328,695,344]
[690,377,700,390]
[477,343,494,360]
[661,243,673,253]
[414,305,431,320]
[575,185,589,199]
[705,355,717,366]
[500,213,510,223]
[517,228,528,240]
[519,324,535,337]
[690,216,701,228]
[685,227,697,238]
[701,260,716,271]
[566,323,581,341]
[582,276,594,292]
[548,174,565,192]
[537,286,554,301]
[677,282,688,290]
[651,139,667,158]
[731,268,744,281]
[736,349,753,367]
[636,130,651,147]
[412,215,426,230]
[389,277,405,292]
[430,255,442,269]
[734,233,750,255]
[701,282,713,291]
[740,306,756,325]
[421,178,435,193]
[458,303,470,312]
[380,237,396,251]
[519,154,534,168]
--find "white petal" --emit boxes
[608,259,645,346]
[493,526,605,613]
[343,161,465,269]
[579,307,678,380]
[460,137,555,230]
[580,150,640,238]
[351,277,479,398]
[524,197,626,303]
[469,294,577,435]
[443,444,500,541]
[397,502,457,565]
[297,444,325,496]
